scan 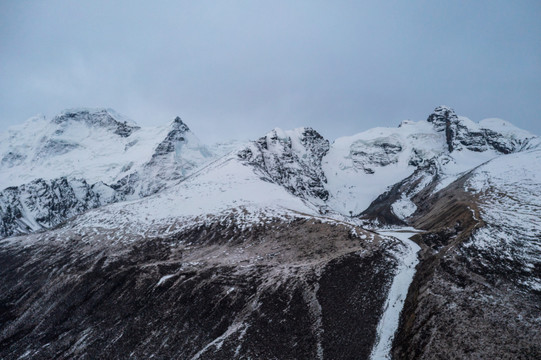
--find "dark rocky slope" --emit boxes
[0,216,402,359]
[390,172,541,359]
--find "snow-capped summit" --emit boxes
[0,109,155,187]
[426,105,457,130]
[0,105,538,238]
[323,106,539,218]
[425,105,537,154]
[150,116,204,160]
[117,115,214,198]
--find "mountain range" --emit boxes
[0,106,539,359]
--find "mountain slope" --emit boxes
[1,106,537,239]
[0,141,411,359]
[391,149,541,359]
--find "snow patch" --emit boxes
[156,274,176,286]
[391,197,417,220]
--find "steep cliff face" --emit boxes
[113,116,213,198]
[238,127,330,204]
[0,178,117,238]
[427,105,537,154]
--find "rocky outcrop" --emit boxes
[426,105,458,152]
[52,108,140,137]
[427,105,535,154]
[350,138,403,174]
[150,116,190,157]
[0,178,117,238]
[238,127,330,202]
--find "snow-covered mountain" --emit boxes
[325,106,538,219]
[0,106,539,359]
[0,108,221,238]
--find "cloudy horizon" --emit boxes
[1,0,540,144]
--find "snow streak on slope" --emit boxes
[370,228,421,360]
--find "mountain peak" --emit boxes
[172,116,190,132]
[427,106,458,128]
[150,117,197,161]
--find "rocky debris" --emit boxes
[238,127,330,202]
[0,216,401,360]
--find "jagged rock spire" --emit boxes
[427,106,458,129]
[427,106,459,152]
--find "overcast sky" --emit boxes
[1,0,540,143]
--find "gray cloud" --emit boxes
[1,0,540,143]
